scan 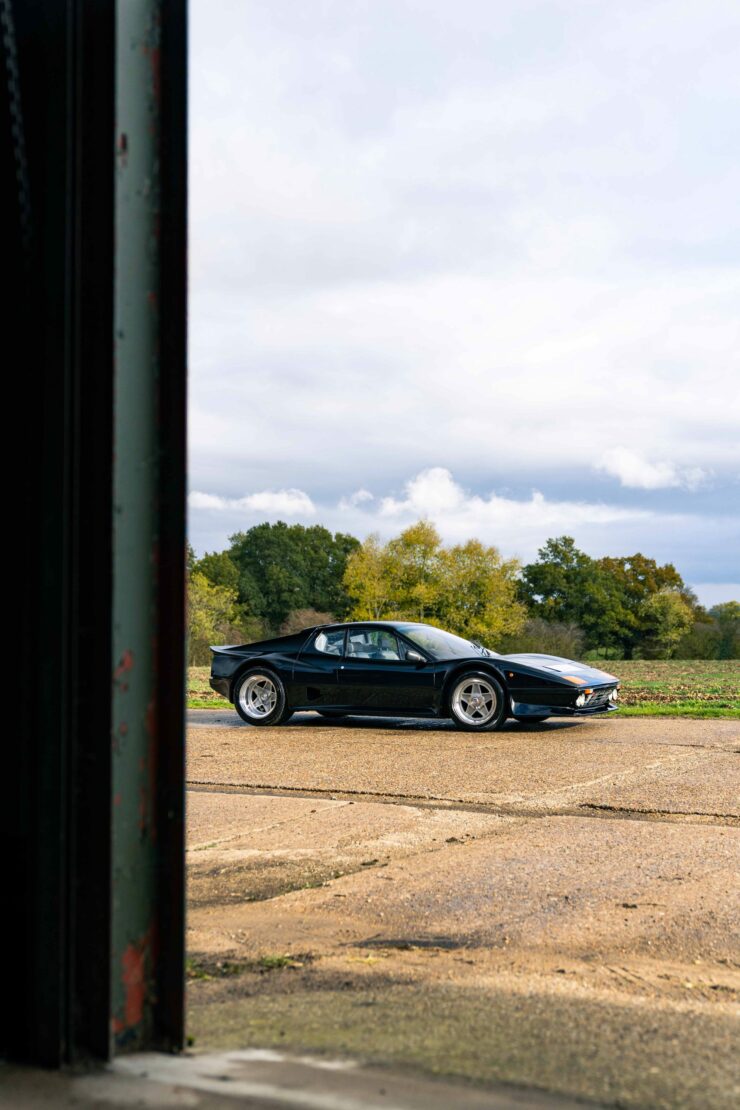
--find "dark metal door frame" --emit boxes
[2,0,187,1065]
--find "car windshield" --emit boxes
[399,624,494,660]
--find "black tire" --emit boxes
[448,670,507,732]
[317,710,348,719]
[233,667,293,726]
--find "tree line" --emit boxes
[187,522,738,664]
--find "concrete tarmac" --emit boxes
[185,712,740,1110]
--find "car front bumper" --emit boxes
[558,703,619,716]
[510,697,619,719]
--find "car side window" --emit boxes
[313,629,345,656]
[346,629,402,661]
[375,631,402,659]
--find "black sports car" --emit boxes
[209,621,619,731]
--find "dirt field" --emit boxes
[186,711,740,1109]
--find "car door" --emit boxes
[337,627,436,711]
[292,627,346,708]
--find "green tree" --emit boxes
[598,553,697,656]
[599,552,694,607]
[437,539,525,644]
[519,537,631,654]
[194,550,240,591]
[518,536,586,622]
[228,522,360,630]
[675,619,721,659]
[520,537,700,657]
[638,589,694,658]
[710,601,740,659]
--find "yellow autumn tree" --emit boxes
[436,539,525,645]
[343,522,525,643]
[342,533,392,619]
[187,571,245,664]
[384,520,442,620]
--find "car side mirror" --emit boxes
[406,650,426,664]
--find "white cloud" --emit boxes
[381,468,464,515]
[188,491,231,511]
[190,468,654,543]
[188,489,315,516]
[369,468,650,541]
[338,488,374,510]
[597,447,708,491]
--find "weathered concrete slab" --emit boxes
[188,790,511,909]
[572,749,739,816]
[187,716,739,814]
[189,813,739,966]
[2,1050,593,1109]
[185,716,740,1110]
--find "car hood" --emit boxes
[497,653,619,685]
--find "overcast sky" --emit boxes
[189,0,739,606]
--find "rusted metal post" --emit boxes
[111,0,187,1053]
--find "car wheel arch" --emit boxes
[230,659,281,703]
[441,662,509,712]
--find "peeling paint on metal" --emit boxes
[113,649,134,681]
[117,929,151,1032]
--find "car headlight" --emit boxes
[609,688,618,702]
[576,693,586,707]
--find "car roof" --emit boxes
[319,620,422,628]
[314,620,429,635]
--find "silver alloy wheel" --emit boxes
[451,677,498,726]
[239,673,278,720]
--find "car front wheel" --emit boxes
[448,671,506,731]
[234,669,292,726]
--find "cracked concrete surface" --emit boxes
[186,712,740,1110]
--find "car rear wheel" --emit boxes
[234,669,292,726]
[449,671,506,731]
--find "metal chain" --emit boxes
[1,0,32,266]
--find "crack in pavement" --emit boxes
[186,782,738,828]
[578,802,738,821]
